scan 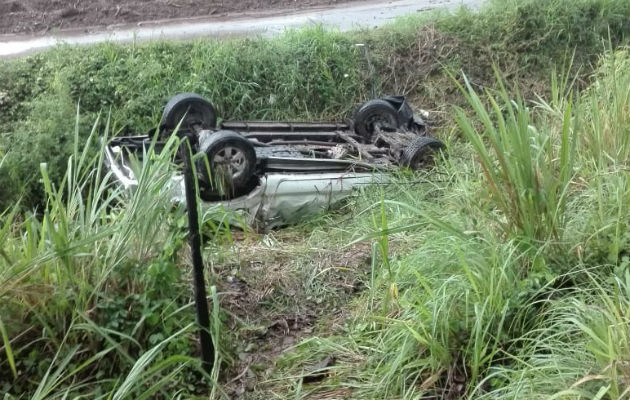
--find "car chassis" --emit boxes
[105,93,445,229]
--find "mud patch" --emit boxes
[0,0,359,35]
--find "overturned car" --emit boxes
[104,93,445,229]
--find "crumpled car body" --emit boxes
[104,93,443,230]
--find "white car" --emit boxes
[104,93,444,229]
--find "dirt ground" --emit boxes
[202,228,375,398]
[0,0,357,35]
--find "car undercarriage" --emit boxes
[104,93,445,229]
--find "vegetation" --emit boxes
[259,50,629,399]
[1,0,628,210]
[0,0,628,398]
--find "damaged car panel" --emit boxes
[104,93,444,229]
[168,172,387,230]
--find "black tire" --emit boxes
[400,136,446,170]
[381,95,414,128]
[196,130,256,200]
[161,93,216,133]
[353,99,399,140]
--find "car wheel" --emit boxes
[400,136,446,170]
[353,99,399,141]
[381,95,414,128]
[196,130,256,200]
[161,93,216,134]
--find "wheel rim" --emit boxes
[212,146,247,180]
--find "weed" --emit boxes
[1,1,629,399]
[256,49,630,400]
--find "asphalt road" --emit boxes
[0,0,482,58]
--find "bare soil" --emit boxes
[0,0,357,35]
[204,228,373,398]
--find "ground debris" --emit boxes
[211,233,372,398]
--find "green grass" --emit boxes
[0,119,223,397]
[253,49,629,399]
[1,0,628,211]
[1,0,629,398]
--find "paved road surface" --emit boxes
[0,0,481,58]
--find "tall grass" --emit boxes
[578,50,630,168]
[261,49,630,400]
[477,269,630,399]
[0,112,221,397]
[1,2,628,398]
[454,71,576,244]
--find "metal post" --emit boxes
[180,135,214,373]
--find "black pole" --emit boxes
[180,136,214,373]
